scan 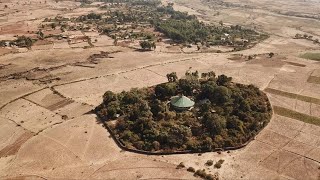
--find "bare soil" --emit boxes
[0,0,319,179]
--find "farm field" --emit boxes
[0,0,319,179]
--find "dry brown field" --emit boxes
[0,0,319,179]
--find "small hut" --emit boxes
[170,95,195,111]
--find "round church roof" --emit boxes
[170,95,195,108]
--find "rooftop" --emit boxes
[170,95,195,108]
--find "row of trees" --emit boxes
[0,36,33,49]
[295,33,319,45]
[99,0,161,6]
[78,13,102,21]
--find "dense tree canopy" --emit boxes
[73,0,268,49]
[95,71,272,152]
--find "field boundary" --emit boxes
[273,106,320,126]
[265,88,320,105]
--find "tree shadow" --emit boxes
[134,49,153,52]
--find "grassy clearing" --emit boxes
[307,76,320,84]
[273,106,320,126]
[265,88,320,105]
[300,53,320,61]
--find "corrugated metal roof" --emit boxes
[170,95,195,108]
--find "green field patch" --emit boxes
[300,52,320,61]
[265,88,320,105]
[273,106,320,126]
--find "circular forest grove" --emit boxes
[95,71,272,153]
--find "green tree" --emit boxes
[213,86,231,105]
[51,23,56,29]
[153,141,161,151]
[127,100,152,121]
[155,83,177,99]
[87,13,102,20]
[167,125,191,148]
[150,99,166,118]
[227,116,244,133]
[103,91,117,104]
[201,71,215,80]
[178,79,193,96]
[166,72,178,82]
[200,137,214,151]
[219,20,223,26]
[216,74,232,86]
[140,41,156,50]
[106,101,120,119]
[203,113,226,135]
[14,36,33,48]
[120,91,140,105]
[199,101,212,115]
[199,81,217,100]
[37,31,44,39]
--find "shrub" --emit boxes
[205,174,215,180]
[214,159,224,169]
[187,167,195,172]
[194,169,207,178]
[176,162,185,169]
[140,41,156,50]
[11,36,33,48]
[205,160,214,166]
[152,141,161,151]
[269,52,274,58]
[133,141,145,149]
[214,162,221,169]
